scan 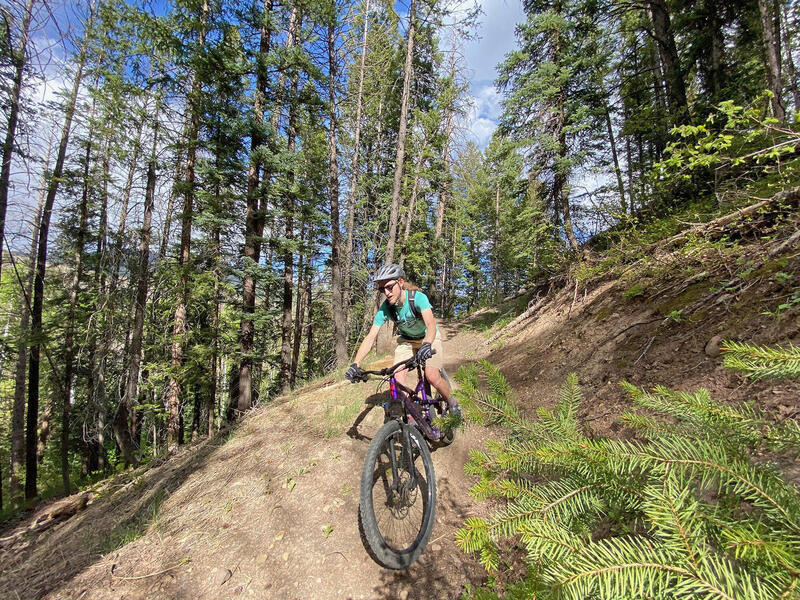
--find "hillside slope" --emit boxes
[2,212,798,600]
[1,323,495,600]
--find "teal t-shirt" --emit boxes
[373,290,433,340]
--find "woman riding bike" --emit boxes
[345,264,460,418]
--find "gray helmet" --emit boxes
[371,263,405,283]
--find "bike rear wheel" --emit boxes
[359,420,436,569]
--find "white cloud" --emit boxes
[468,116,498,147]
[464,0,525,87]
[452,0,524,148]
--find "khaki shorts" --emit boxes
[394,328,444,370]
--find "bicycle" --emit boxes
[352,352,455,569]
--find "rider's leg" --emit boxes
[424,364,453,405]
[393,340,415,423]
[423,330,457,408]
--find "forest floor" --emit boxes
[2,211,799,600]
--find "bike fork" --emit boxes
[385,427,418,492]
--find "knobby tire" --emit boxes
[359,420,436,569]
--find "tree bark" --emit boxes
[328,10,348,367]
[0,0,35,285]
[648,0,688,123]
[343,0,370,346]
[238,0,274,413]
[167,0,208,447]
[759,0,786,122]
[25,1,94,499]
[279,4,301,393]
[781,2,799,113]
[385,0,416,263]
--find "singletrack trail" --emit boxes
[1,322,493,600]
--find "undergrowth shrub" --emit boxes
[454,361,800,599]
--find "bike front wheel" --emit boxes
[359,420,436,569]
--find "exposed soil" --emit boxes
[2,224,799,600]
[0,323,497,600]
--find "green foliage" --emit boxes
[657,96,800,192]
[455,363,800,599]
[621,283,646,300]
[721,341,800,380]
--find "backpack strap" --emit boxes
[388,289,420,322]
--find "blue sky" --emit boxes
[460,0,525,147]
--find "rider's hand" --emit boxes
[415,342,433,364]
[345,363,364,383]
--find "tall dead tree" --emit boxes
[117,103,160,466]
[327,3,347,366]
[343,0,370,344]
[166,0,208,447]
[385,0,416,263]
[25,0,95,499]
[238,0,274,413]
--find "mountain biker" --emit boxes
[345,263,459,417]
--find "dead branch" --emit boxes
[656,186,800,250]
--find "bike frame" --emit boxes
[364,358,445,443]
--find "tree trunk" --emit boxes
[328,10,347,367]
[648,0,688,123]
[385,0,416,263]
[435,44,457,242]
[118,106,159,467]
[400,138,427,263]
[61,104,98,495]
[238,0,274,413]
[759,0,786,122]
[781,2,799,113]
[291,225,307,387]
[167,0,208,447]
[0,0,35,284]
[158,150,183,261]
[343,0,370,347]
[9,132,49,500]
[25,1,94,499]
[279,4,301,393]
[602,88,626,213]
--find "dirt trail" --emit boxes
[1,323,494,600]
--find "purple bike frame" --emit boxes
[386,363,444,442]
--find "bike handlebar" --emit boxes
[357,349,437,381]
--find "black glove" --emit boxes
[345,363,364,383]
[415,342,433,364]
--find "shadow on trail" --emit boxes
[0,418,257,600]
[347,391,388,442]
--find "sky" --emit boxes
[460,0,526,147]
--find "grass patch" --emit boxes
[321,392,366,439]
[101,488,167,553]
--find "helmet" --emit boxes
[371,263,405,283]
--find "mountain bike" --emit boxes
[353,352,455,569]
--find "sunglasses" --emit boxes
[380,281,399,292]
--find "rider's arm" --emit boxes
[421,308,436,345]
[353,323,382,366]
